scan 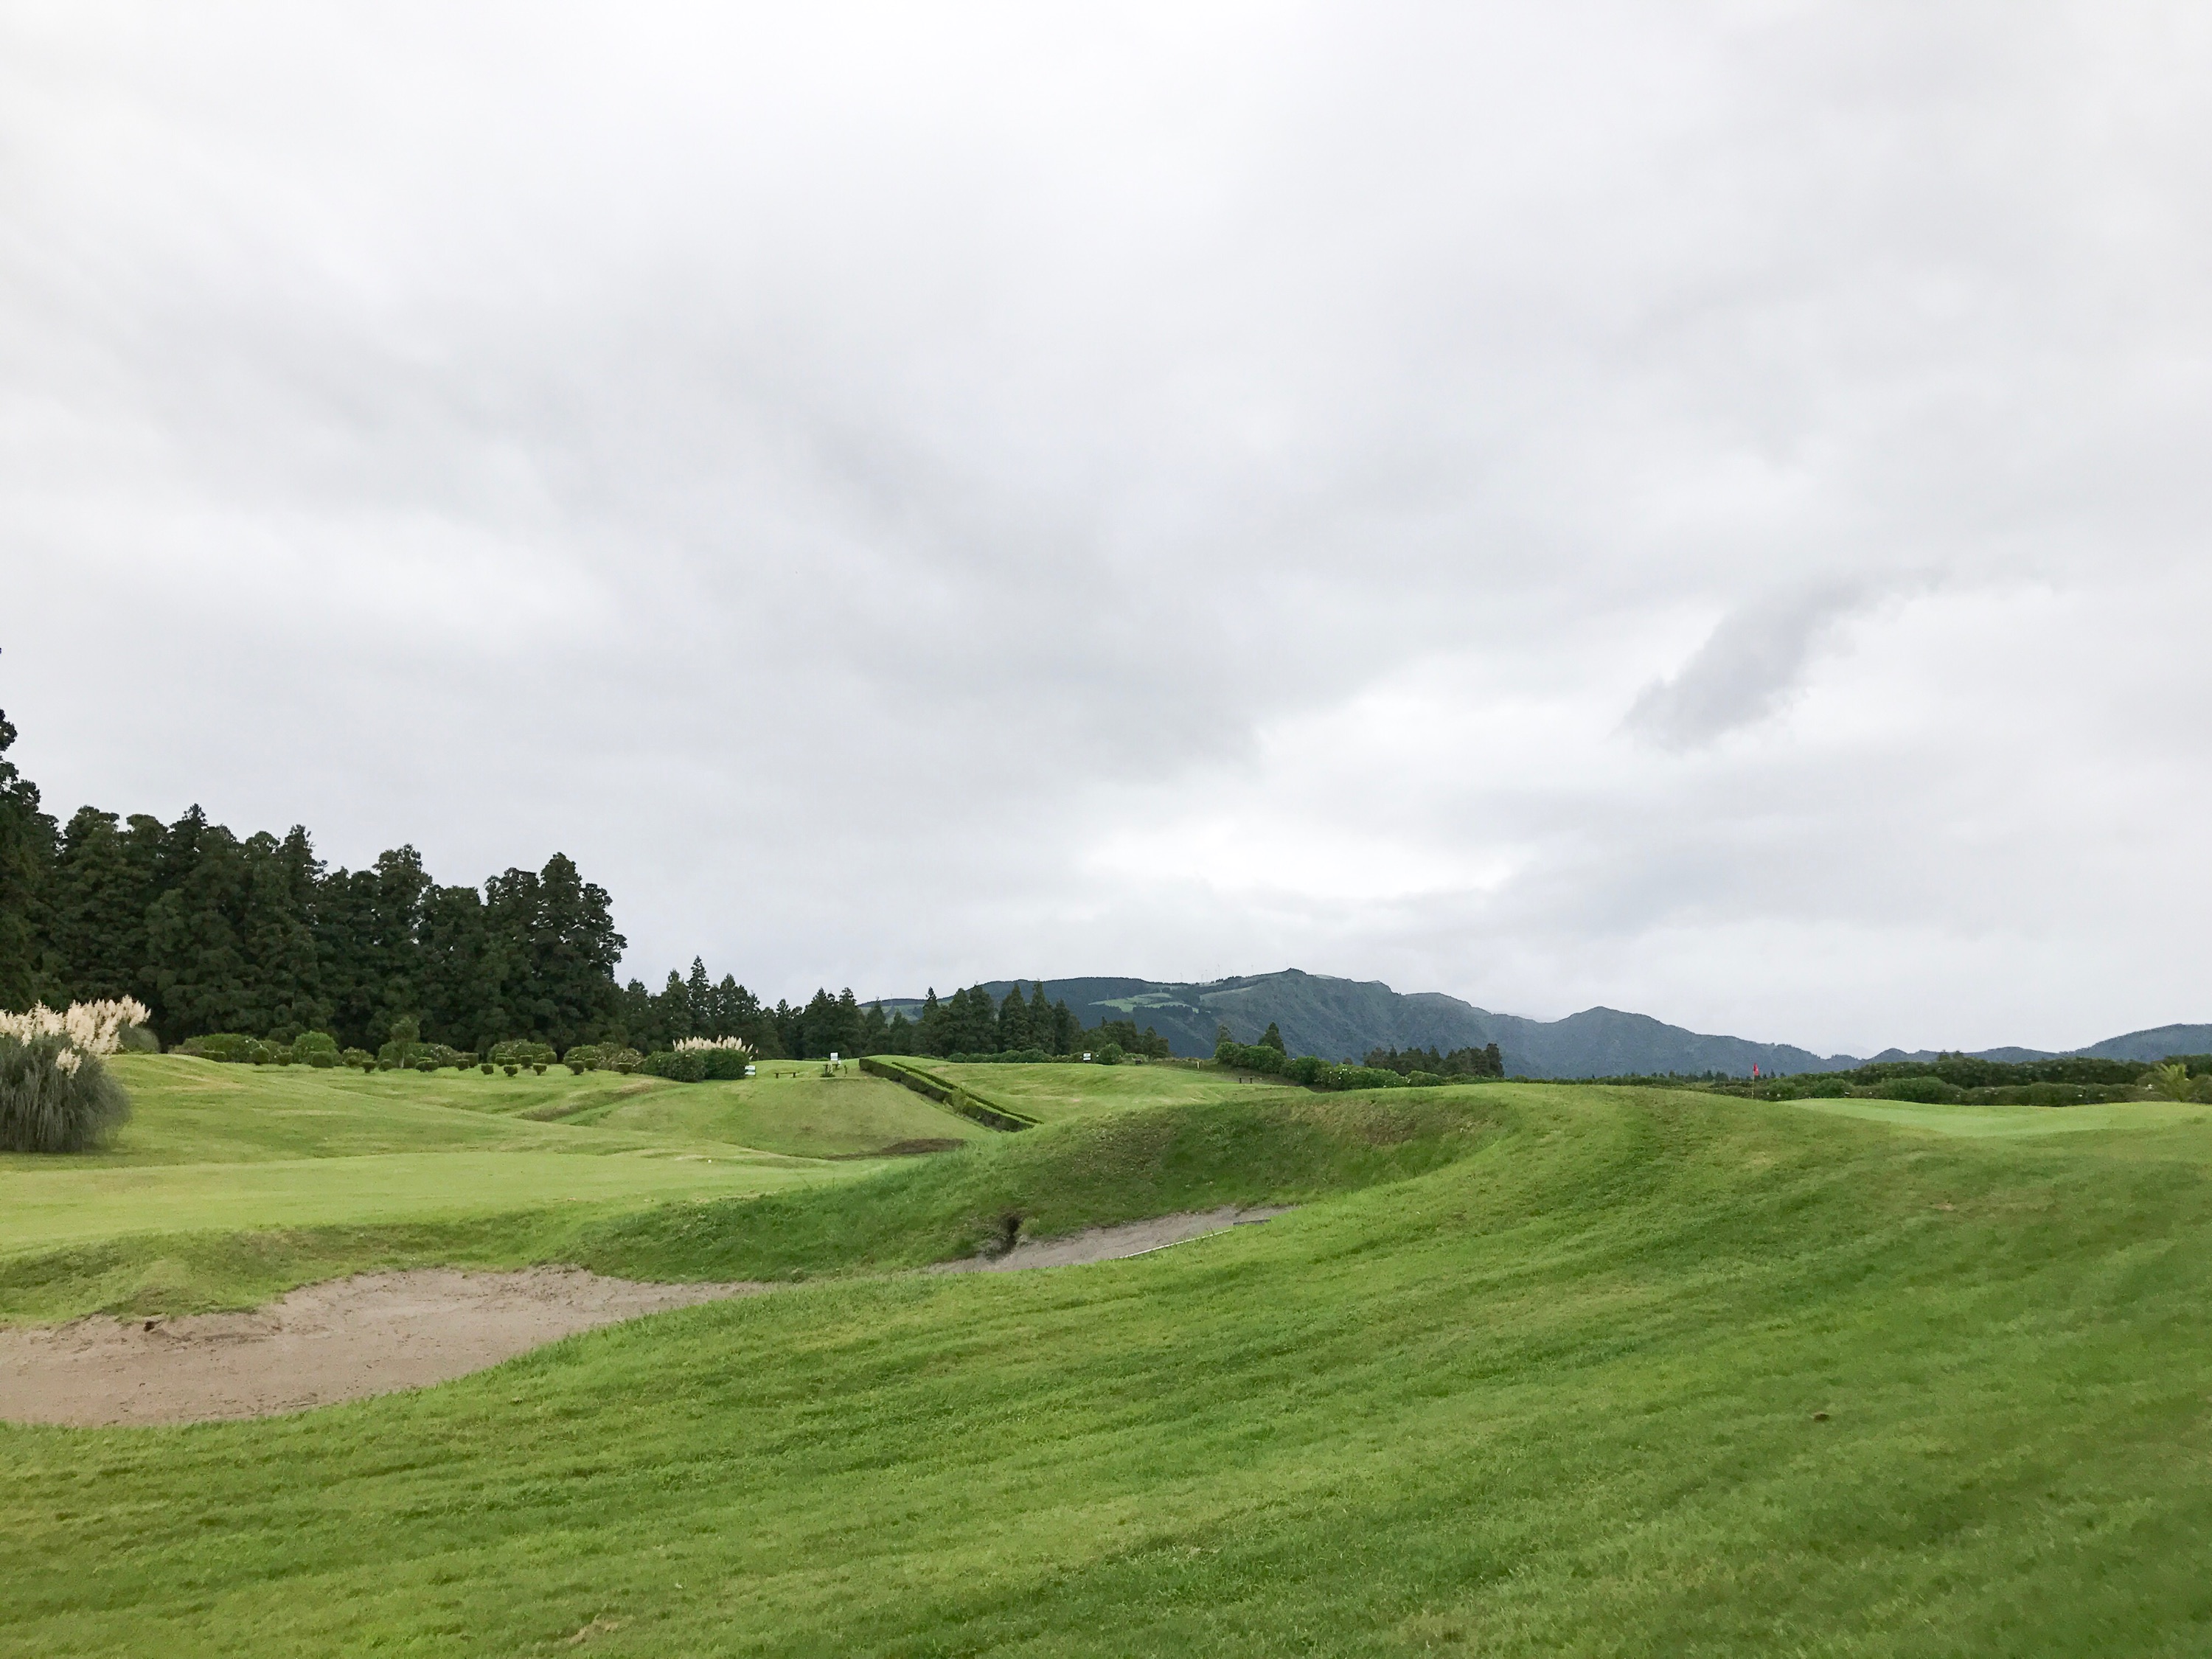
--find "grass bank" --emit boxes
[5,1085,2212,1653]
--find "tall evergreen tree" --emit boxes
[685,958,714,1036]
[996,983,1033,1052]
[44,808,157,1008]
[0,707,55,1009]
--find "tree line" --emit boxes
[0,705,1173,1060]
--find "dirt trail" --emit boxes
[0,1208,1290,1427]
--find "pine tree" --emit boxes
[858,1001,889,1054]
[917,989,947,1057]
[0,707,56,1010]
[1261,1022,1286,1054]
[996,983,1033,1053]
[1051,998,1078,1054]
[685,958,714,1037]
[44,808,156,1008]
[656,970,695,1044]
[142,811,254,1039]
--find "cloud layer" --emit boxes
[5,2,2211,1053]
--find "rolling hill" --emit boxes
[879,970,2211,1078]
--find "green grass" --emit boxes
[1796,1094,2212,1138]
[526,1069,994,1158]
[921,1060,1315,1123]
[0,1056,974,1320]
[6,1076,2212,1653]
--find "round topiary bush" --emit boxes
[480,1062,495,1074]
[0,1034,131,1153]
[503,1063,519,1077]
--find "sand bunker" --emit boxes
[0,1268,760,1427]
[0,1208,1290,1427]
[933,1204,1291,1273]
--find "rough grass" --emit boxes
[5,1085,2212,1655]
[577,1088,1504,1281]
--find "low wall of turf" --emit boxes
[860,1057,1039,1132]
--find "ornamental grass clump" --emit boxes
[0,997,146,1153]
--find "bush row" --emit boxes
[1214,1040,1450,1093]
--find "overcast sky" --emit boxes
[5,3,2209,1054]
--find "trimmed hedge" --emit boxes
[860,1056,1037,1130]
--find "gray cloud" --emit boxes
[5,3,2212,1054]
[1622,585,1870,750]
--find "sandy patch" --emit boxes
[932,1204,1292,1273]
[0,1267,761,1427]
[0,1207,1291,1427]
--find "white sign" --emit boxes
[829,1051,839,1063]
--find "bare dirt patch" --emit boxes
[0,1207,1292,1427]
[0,1267,762,1427]
[932,1205,1292,1273]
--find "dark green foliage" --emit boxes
[0,1035,130,1152]
[1260,1021,1285,1053]
[698,1047,751,1081]
[1582,1049,2187,1106]
[1218,1039,1430,1093]
[563,1045,599,1075]
[0,709,57,1011]
[6,708,626,1053]
[642,1048,708,1083]
[1365,1043,1505,1079]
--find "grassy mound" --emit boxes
[577,1088,1506,1281]
[7,1087,2212,1653]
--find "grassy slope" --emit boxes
[522,1068,993,1158]
[0,1057,974,1321]
[7,1083,2212,1655]
[922,1060,1315,1123]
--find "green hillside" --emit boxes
[4,1062,2211,1654]
[0,1056,974,1321]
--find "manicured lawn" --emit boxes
[4,1081,2211,1655]
[922,1060,1314,1123]
[546,1070,992,1159]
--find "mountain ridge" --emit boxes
[872,970,2210,1079]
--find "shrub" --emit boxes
[503,1064,519,1077]
[339,1048,372,1068]
[1875,1076,1959,1105]
[293,1030,339,1057]
[116,1023,160,1054]
[414,1058,436,1074]
[1096,1043,1124,1065]
[489,1040,557,1069]
[563,1045,602,1075]
[178,1033,261,1063]
[0,1034,131,1152]
[700,1047,751,1081]
[602,1047,644,1075]
[644,1048,708,1083]
[480,1062,495,1075]
[2142,1062,2194,1102]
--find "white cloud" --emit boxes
[5,1,2211,1052]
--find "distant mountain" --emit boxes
[2067,1023,2212,1062]
[891,970,1860,1078]
[874,969,2211,1079]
